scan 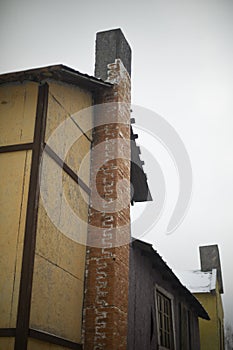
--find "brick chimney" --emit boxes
[82,29,132,349]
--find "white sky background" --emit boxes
[1,0,233,326]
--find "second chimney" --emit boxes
[200,244,224,294]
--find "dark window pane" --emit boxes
[156,291,174,349]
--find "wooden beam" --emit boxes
[29,329,82,349]
[0,143,33,153]
[45,144,91,195]
[0,328,16,337]
[15,83,49,350]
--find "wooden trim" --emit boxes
[0,64,112,90]
[0,328,83,350]
[29,329,82,349]
[45,144,91,195]
[15,83,49,350]
[0,328,16,337]
[0,143,33,153]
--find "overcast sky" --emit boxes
[1,0,233,326]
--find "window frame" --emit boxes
[154,285,176,350]
[179,301,193,350]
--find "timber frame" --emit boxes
[0,82,85,349]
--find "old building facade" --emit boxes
[0,28,151,350]
[176,245,225,350]
[0,28,210,350]
[127,240,209,350]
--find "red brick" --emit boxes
[83,59,131,350]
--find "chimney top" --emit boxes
[95,28,131,81]
[199,244,224,294]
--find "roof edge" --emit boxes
[0,64,113,90]
[132,239,210,320]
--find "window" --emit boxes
[155,287,175,350]
[179,302,192,350]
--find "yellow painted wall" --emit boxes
[29,81,93,344]
[28,338,71,350]
[0,337,15,350]
[0,81,37,346]
[0,150,32,328]
[45,80,93,141]
[195,286,224,350]
[0,82,38,146]
[0,79,92,347]
[45,80,93,183]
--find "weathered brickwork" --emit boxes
[83,59,131,350]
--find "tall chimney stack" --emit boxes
[83,29,132,349]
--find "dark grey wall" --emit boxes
[127,242,201,350]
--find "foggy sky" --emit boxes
[1,0,233,326]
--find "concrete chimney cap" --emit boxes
[95,28,132,81]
